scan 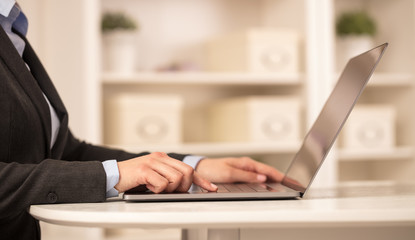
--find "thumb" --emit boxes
[230,169,267,183]
[193,172,218,192]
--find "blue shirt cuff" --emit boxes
[102,160,120,198]
[182,155,205,170]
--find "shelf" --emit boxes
[338,146,413,161]
[102,72,303,86]
[103,72,412,87]
[333,72,414,87]
[107,141,301,157]
[368,73,414,87]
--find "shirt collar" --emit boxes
[0,0,16,17]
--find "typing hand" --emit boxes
[115,152,218,193]
[195,157,284,183]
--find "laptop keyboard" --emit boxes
[190,183,288,193]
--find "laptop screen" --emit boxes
[282,43,388,194]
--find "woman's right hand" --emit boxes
[114,152,218,193]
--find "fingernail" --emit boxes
[211,183,218,189]
[257,174,267,182]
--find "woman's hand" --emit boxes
[115,152,218,193]
[195,157,284,184]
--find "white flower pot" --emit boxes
[336,35,374,70]
[103,30,137,74]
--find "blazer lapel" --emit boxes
[0,26,52,156]
[20,35,69,159]
[21,39,67,117]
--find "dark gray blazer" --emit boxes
[0,27,187,239]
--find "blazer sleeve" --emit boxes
[0,159,106,222]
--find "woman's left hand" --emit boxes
[195,157,284,183]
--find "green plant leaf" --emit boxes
[102,12,138,32]
[336,11,376,36]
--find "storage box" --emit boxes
[341,105,396,150]
[206,28,300,73]
[208,96,301,143]
[104,94,183,145]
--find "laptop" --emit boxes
[124,43,388,202]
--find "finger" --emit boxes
[158,157,194,192]
[227,168,268,183]
[149,160,184,193]
[192,172,218,192]
[252,162,284,182]
[229,158,284,182]
[143,170,169,193]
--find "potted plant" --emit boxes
[335,11,377,69]
[102,12,139,74]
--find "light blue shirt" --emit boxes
[0,0,15,17]
[1,2,204,198]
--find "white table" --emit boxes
[30,182,415,240]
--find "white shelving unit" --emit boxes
[333,0,415,182]
[99,0,415,184]
[102,0,415,185]
[100,0,311,170]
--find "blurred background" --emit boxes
[18,0,415,239]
